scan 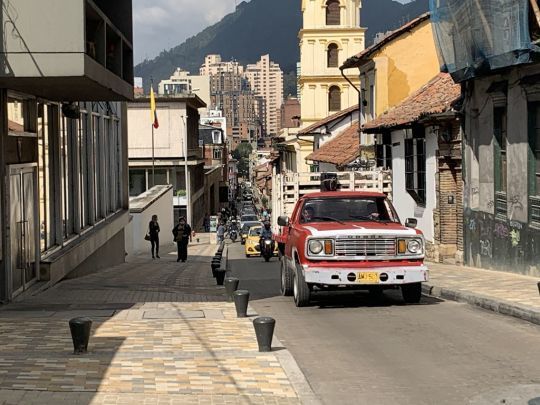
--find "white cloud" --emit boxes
[133,0,246,64]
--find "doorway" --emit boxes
[8,164,39,297]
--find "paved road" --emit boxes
[228,243,540,405]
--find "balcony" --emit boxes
[0,0,133,101]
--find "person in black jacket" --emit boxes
[149,215,160,259]
[172,217,192,262]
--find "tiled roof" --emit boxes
[305,123,360,167]
[299,104,358,135]
[363,73,461,132]
[341,13,431,70]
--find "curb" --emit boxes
[273,336,322,405]
[422,283,540,326]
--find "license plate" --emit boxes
[357,272,379,284]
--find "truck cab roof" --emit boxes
[300,191,387,200]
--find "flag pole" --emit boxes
[152,123,155,187]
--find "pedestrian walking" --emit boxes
[148,215,160,259]
[173,217,192,262]
[203,215,210,232]
[217,221,226,243]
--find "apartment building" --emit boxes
[245,55,284,137]
[158,68,211,114]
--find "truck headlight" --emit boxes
[308,240,323,254]
[407,239,422,254]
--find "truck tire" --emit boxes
[402,283,422,304]
[280,258,293,296]
[293,263,310,307]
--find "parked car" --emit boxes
[275,191,428,307]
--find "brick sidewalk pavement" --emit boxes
[425,262,540,325]
[0,238,313,405]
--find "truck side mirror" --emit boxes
[405,218,418,229]
[278,216,290,227]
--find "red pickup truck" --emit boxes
[275,191,429,307]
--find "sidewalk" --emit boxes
[0,236,314,405]
[425,262,540,325]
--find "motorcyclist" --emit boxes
[259,221,274,252]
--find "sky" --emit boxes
[133,0,411,64]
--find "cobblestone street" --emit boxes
[0,238,306,404]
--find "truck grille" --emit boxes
[335,237,396,257]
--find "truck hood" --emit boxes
[301,222,420,238]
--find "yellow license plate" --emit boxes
[357,272,379,284]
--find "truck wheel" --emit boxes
[293,263,310,307]
[402,283,422,304]
[280,258,293,296]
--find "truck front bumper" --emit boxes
[302,265,429,286]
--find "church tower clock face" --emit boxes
[299,0,365,128]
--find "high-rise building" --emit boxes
[245,55,284,137]
[158,68,211,114]
[200,54,244,76]
[298,0,365,127]
[202,56,260,146]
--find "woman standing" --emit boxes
[149,215,160,259]
[173,217,192,262]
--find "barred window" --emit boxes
[405,128,426,205]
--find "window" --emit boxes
[300,197,399,224]
[38,104,54,251]
[376,133,392,170]
[327,43,339,68]
[326,0,340,25]
[36,102,124,254]
[494,106,508,217]
[213,148,222,160]
[528,102,540,227]
[8,97,37,136]
[405,128,426,205]
[328,86,341,112]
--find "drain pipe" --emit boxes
[340,67,363,162]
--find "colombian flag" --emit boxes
[150,85,159,129]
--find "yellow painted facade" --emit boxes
[299,0,365,129]
[359,18,440,122]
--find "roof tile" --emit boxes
[363,73,461,132]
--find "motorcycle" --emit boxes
[260,237,274,262]
[229,229,238,243]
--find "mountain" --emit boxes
[134,0,429,92]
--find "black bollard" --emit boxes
[233,290,250,317]
[538,281,540,296]
[211,261,220,278]
[215,269,227,286]
[224,277,240,302]
[69,317,92,355]
[253,317,276,352]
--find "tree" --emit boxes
[232,143,253,178]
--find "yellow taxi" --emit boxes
[244,225,278,258]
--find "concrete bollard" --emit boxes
[215,269,227,286]
[233,290,250,317]
[253,317,276,352]
[224,277,240,302]
[69,317,92,355]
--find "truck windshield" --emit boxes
[300,197,399,223]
